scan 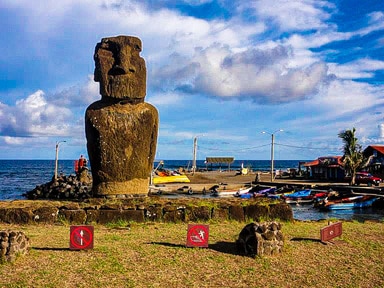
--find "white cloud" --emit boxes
[52,76,100,108]
[243,0,335,32]
[147,92,183,106]
[328,59,384,80]
[0,0,383,160]
[3,136,25,145]
[356,11,384,36]
[151,44,332,103]
[0,90,73,138]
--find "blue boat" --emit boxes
[282,189,313,204]
[321,195,379,210]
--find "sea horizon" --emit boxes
[0,159,305,201]
[1,159,383,222]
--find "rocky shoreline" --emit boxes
[23,173,92,200]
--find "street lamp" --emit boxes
[192,135,204,175]
[262,129,283,182]
[192,136,198,175]
[54,140,66,181]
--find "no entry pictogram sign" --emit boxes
[70,225,94,250]
[320,222,342,243]
[186,224,209,247]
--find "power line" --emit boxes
[198,142,341,154]
[275,143,341,153]
[198,143,270,153]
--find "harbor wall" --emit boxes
[0,198,293,225]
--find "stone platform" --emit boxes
[0,197,293,225]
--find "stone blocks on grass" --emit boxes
[0,230,30,263]
[236,222,284,257]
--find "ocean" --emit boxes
[1,159,383,221]
[0,159,301,201]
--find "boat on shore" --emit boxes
[318,195,379,210]
[152,174,190,185]
[281,189,313,204]
[206,185,253,198]
[152,160,191,184]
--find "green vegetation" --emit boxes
[338,127,370,185]
[1,221,383,287]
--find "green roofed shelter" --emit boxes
[205,157,235,171]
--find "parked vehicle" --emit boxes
[345,172,382,186]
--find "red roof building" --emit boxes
[303,156,345,180]
[363,145,384,173]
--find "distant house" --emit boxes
[363,145,384,173]
[303,156,345,180]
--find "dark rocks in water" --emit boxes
[23,174,92,200]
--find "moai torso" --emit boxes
[85,36,158,196]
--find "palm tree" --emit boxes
[338,128,365,185]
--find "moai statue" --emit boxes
[85,36,158,197]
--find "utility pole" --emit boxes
[192,136,197,175]
[54,140,66,181]
[262,130,283,182]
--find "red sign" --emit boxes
[70,225,94,250]
[186,224,209,248]
[320,222,342,242]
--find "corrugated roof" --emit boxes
[303,160,319,167]
[366,145,384,155]
[303,156,343,167]
[205,157,235,164]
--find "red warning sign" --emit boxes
[320,222,342,242]
[70,225,94,250]
[186,224,209,248]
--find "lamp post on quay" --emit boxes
[54,140,66,181]
[262,130,283,182]
[192,134,206,175]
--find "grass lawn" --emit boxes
[1,220,383,287]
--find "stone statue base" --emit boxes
[92,178,149,197]
[86,100,158,197]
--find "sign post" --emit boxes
[70,225,94,250]
[186,224,209,248]
[320,222,342,243]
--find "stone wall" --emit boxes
[0,198,293,225]
[236,222,284,257]
[0,230,30,263]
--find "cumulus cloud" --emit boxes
[151,44,333,103]
[241,0,335,32]
[0,90,73,138]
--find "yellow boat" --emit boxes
[152,174,190,184]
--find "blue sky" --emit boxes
[0,0,383,161]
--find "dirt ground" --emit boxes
[153,171,264,194]
[186,170,258,184]
[153,170,379,194]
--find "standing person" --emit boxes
[76,154,90,183]
[78,155,85,171]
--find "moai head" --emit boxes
[94,35,146,101]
